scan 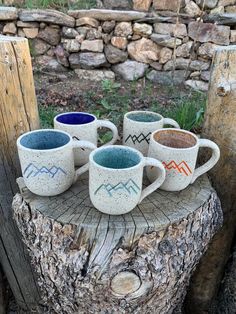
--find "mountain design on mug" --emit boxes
[95,179,140,197]
[23,163,67,178]
[163,160,192,176]
[125,132,151,144]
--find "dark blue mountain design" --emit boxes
[23,163,67,179]
[125,132,151,144]
[94,179,140,197]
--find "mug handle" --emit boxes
[139,157,166,203]
[191,139,220,184]
[163,118,180,129]
[97,120,119,145]
[73,140,96,183]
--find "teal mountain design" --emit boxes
[94,179,140,197]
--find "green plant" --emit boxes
[24,0,96,10]
[39,106,59,128]
[101,79,121,94]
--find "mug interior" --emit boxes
[154,129,197,149]
[56,112,95,125]
[93,147,141,169]
[127,111,161,123]
[20,130,70,150]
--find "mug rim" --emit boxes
[54,111,97,126]
[17,129,73,153]
[124,110,163,123]
[151,128,199,151]
[90,145,143,171]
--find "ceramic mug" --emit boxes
[89,145,166,215]
[54,112,119,166]
[17,129,96,196]
[123,111,180,156]
[147,128,220,191]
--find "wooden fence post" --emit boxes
[0,36,40,311]
[185,46,236,312]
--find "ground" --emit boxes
[35,71,206,144]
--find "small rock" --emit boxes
[154,23,187,39]
[37,26,61,46]
[151,34,182,48]
[188,21,230,45]
[54,45,69,67]
[218,0,235,6]
[35,56,68,72]
[74,69,115,81]
[104,44,128,64]
[133,23,153,37]
[75,34,85,43]
[230,30,236,42]
[198,42,219,58]
[184,1,202,17]
[30,38,51,56]
[176,42,193,58]
[201,71,210,81]
[17,21,39,28]
[150,62,162,71]
[164,58,210,71]
[23,28,38,39]
[185,79,208,92]
[76,17,99,28]
[62,27,78,39]
[189,59,210,71]
[128,38,161,64]
[190,71,201,78]
[210,6,225,14]
[81,39,104,53]
[159,47,172,64]
[39,22,46,29]
[69,52,108,69]
[225,5,236,13]
[102,20,116,33]
[3,22,17,35]
[86,28,102,40]
[196,0,218,8]
[114,22,133,37]
[76,26,90,36]
[147,70,187,85]
[133,0,152,11]
[18,29,25,37]
[103,0,131,9]
[63,39,80,52]
[102,33,112,44]
[112,60,149,81]
[131,34,142,40]
[111,36,128,50]
[153,0,183,11]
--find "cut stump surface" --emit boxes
[13,174,222,314]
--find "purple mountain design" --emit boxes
[23,163,67,179]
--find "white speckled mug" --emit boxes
[89,145,166,215]
[147,128,220,191]
[17,129,96,196]
[54,112,118,166]
[123,111,180,156]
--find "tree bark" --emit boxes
[0,36,40,311]
[13,174,222,314]
[184,46,236,313]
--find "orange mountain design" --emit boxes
[162,160,192,176]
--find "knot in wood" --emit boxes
[111,271,141,296]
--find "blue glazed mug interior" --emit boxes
[56,112,95,125]
[93,147,141,169]
[20,130,70,150]
[127,112,161,123]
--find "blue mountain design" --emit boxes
[94,179,140,197]
[23,163,67,179]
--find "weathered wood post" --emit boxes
[185,46,236,312]
[0,36,40,311]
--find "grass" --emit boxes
[22,0,96,10]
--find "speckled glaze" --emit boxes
[54,112,118,166]
[147,128,220,191]
[89,145,166,215]
[17,129,96,196]
[123,111,180,156]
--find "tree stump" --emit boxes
[13,174,222,314]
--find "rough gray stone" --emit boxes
[68,9,146,22]
[176,42,193,58]
[75,69,115,81]
[114,22,133,37]
[17,21,39,28]
[86,28,102,40]
[127,38,161,64]
[201,71,211,81]
[69,52,108,69]
[147,70,188,85]
[76,17,99,28]
[37,26,61,46]
[3,22,17,34]
[198,42,220,58]
[19,9,75,27]
[153,0,183,11]
[133,23,153,36]
[54,45,69,67]
[62,27,78,39]
[185,79,209,91]
[154,23,187,38]
[103,0,131,9]
[196,0,218,8]
[104,44,128,64]
[102,20,116,33]
[81,39,104,53]
[63,39,80,53]
[184,1,202,17]
[112,60,149,80]
[164,58,210,71]
[151,34,182,48]
[30,38,51,56]
[35,55,68,72]
[0,7,18,20]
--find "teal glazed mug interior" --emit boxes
[147,128,220,191]
[89,145,166,215]
[17,129,96,196]
[123,110,180,156]
[54,112,119,166]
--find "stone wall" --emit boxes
[0,3,235,90]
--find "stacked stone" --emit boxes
[0,0,236,90]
